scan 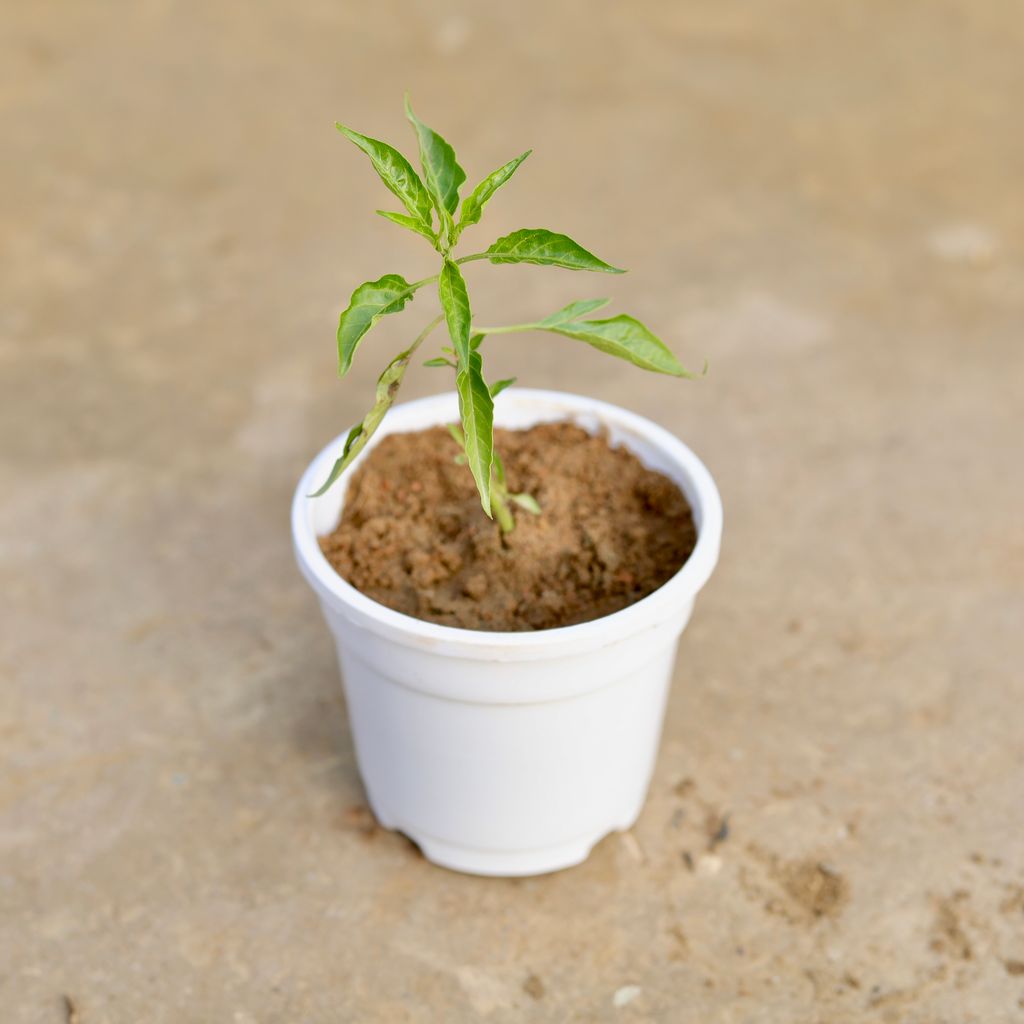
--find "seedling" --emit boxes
[313,96,700,529]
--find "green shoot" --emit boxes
[315,98,701,531]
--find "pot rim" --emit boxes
[292,388,722,658]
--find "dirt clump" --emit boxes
[781,860,849,919]
[319,422,696,631]
[930,894,974,961]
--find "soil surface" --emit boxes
[319,422,697,631]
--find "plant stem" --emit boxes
[410,313,445,353]
[491,488,514,533]
[471,322,538,335]
[409,273,439,293]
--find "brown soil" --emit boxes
[318,422,697,631]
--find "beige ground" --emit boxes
[2,2,1022,1021]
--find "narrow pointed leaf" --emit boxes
[336,124,433,230]
[456,350,494,517]
[341,422,363,458]
[423,356,454,368]
[538,298,612,327]
[484,229,625,273]
[337,274,415,376]
[438,259,472,366]
[456,150,531,238]
[404,97,466,224]
[376,210,436,244]
[310,344,418,496]
[489,377,516,398]
[511,492,541,515]
[470,332,484,351]
[541,315,695,376]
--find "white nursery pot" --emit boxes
[292,389,722,877]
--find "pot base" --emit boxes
[397,823,637,877]
[370,791,643,877]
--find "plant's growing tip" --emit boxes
[313,98,702,528]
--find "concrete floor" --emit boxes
[2,2,1022,1021]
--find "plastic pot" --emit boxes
[292,389,722,876]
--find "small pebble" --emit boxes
[620,831,645,863]
[697,854,722,876]
[613,985,641,1008]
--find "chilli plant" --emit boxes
[313,97,700,530]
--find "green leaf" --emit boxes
[456,150,531,239]
[456,351,494,517]
[337,274,415,376]
[423,356,454,368]
[489,377,516,398]
[404,97,465,238]
[538,298,612,327]
[438,259,472,366]
[310,345,418,496]
[511,492,541,515]
[341,422,363,458]
[336,124,433,231]
[438,258,491,514]
[376,210,435,244]
[541,314,696,377]
[470,332,484,351]
[484,229,625,273]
